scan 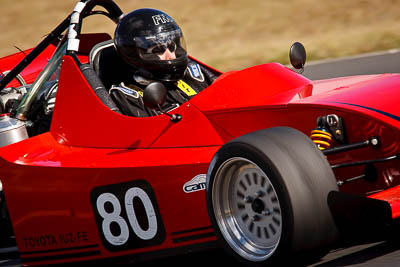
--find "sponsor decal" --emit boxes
[183,174,206,193]
[152,14,172,25]
[110,83,142,98]
[188,63,205,82]
[176,80,197,96]
[119,87,138,97]
[22,231,89,249]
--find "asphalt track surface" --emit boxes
[302,49,400,80]
[1,50,400,266]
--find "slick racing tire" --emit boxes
[206,127,339,265]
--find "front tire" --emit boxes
[206,127,338,265]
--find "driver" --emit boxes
[111,8,217,117]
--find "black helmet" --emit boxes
[114,8,188,81]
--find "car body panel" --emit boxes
[0,2,400,265]
[1,52,400,265]
[50,56,224,149]
[293,73,400,128]
[0,131,219,264]
[191,63,312,113]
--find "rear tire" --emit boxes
[206,127,338,265]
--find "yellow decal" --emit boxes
[176,80,197,96]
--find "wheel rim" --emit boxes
[212,157,282,262]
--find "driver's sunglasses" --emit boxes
[148,41,177,55]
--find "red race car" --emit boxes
[0,0,399,266]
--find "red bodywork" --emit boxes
[0,34,400,265]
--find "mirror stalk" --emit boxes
[157,104,182,122]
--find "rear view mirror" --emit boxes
[289,42,306,73]
[143,82,167,110]
[143,82,182,122]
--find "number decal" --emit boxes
[91,180,165,251]
[96,193,130,246]
[125,187,157,240]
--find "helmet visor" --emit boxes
[135,29,187,61]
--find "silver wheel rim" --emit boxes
[212,157,282,262]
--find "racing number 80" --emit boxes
[96,187,157,246]
[91,180,165,251]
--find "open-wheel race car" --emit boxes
[0,0,399,266]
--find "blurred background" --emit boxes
[1,0,400,72]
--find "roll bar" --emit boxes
[0,0,123,91]
[67,0,123,55]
